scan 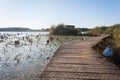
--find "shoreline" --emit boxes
[0,32,90,80]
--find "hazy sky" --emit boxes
[0,0,120,29]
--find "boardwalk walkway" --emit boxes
[39,35,120,80]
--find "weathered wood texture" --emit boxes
[39,35,120,80]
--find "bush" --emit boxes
[49,24,78,35]
[89,24,120,65]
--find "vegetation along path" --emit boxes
[39,35,120,80]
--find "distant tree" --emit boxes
[49,24,78,35]
[49,25,56,34]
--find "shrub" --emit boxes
[49,24,78,35]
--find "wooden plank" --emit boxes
[39,35,120,80]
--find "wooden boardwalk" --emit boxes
[39,35,120,80]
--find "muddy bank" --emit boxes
[92,35,120,68]
[93,35,112,53]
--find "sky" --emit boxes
[0,0,120,29]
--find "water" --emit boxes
[0,32,87,79]
[0,31,49,35]
[0,31,59,80]
[103,45,113,57]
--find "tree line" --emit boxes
[49,24,89,36]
